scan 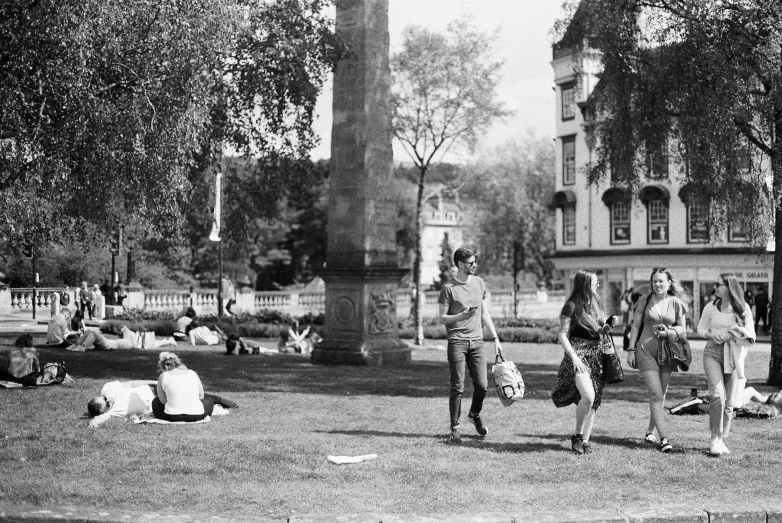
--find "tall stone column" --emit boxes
[310,0,411,365]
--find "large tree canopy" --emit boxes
[563,0,782,384]
[391,18,510,345]
[1,0,342,249]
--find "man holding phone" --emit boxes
[438,247,503,444]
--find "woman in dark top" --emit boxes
[552,269,616,455]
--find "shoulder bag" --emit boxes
[602,334,624,384]
[492,351,525,406]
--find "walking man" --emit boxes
[755,287,769,334]
[438,247,503,444]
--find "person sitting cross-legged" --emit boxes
[152,352,213,422]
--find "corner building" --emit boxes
[549,9,773,330]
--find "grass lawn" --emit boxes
[1,337,781,519]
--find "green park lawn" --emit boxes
[1,338,781,520]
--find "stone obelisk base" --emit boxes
[311,268,411,366]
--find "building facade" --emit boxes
[550,26,773,329]
[420,192,464,288]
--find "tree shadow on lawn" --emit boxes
[15,345,708,402]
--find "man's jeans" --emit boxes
[448,338,488,430]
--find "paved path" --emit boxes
[2,504,782,522]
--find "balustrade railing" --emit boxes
[9,288,64,312]
[5,287,566,320]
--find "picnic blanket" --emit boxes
[130,404,230,424]
[132,414,211,425]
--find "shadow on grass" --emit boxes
[4,345,712,403]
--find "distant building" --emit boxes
[550,3,773,328]
[421,192,464,288]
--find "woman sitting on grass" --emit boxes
[152,352,213,422]
[174,307,197,340]
[552,269,616,455]
[87,378,238,428]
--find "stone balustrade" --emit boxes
[1,284,565,320]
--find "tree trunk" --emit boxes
[413,165,427,346]
[769,150,782,386]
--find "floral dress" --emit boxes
[551,302,606,409]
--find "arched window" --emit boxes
[602,188,630,245]
[553,190,577,246]
[640,186,670,244]
[679,184,709,243]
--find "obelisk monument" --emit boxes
[310,0,411,365]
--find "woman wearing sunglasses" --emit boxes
[627,268,688,453]
[697,273,755,456]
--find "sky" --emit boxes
[309,0,567,162]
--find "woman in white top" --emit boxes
[151,352,214,422]
[697,272,755,456]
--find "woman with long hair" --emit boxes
[697,273,755,456]
[627,268,687,453]
[552,270,616,455]
[152,352,214,422]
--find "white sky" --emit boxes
[309,0,566,162]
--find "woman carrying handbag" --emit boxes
[552,270,617,455]
[627,268,688,454]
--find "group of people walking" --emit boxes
[555,268,756,456]
[439,246,762,457]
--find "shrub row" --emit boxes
[111,308,325,325]
[100,319,323,339]
[395,325,557,343]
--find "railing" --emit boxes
[5,287,566,320]
[8,288,65,311]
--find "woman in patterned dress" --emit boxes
[627,268,687,453]
[552,269,616,455]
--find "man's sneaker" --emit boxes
[571,434,584,455]
[659,437,673,453]
[644,432,657,445]
[468,412,488,436]
[448,428,462,445]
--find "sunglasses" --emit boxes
[714,281,726,287]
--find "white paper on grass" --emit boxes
[327,454,378,465]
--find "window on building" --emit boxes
[647,138,669,179]
[561,83,576,120]
[562,136,576,185]
[610,202,631,244]
[647,199,669,244]
[736,147,751,173]
[687,201,709,243]
[445,212,455,221]
[728,214,749,242]
[563,204,576,245]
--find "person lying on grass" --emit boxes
[87,378,238,428]
[214,326,265,356]
[68,329,135,351]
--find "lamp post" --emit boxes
[126,233,136,284]
[109,227,123,306]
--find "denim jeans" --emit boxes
[448,338,488,430]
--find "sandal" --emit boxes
[644,432,657,444]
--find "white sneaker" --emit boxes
[709,439,723,457]
[718,440,731,455]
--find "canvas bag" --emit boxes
[492,351,525,407]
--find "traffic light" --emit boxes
[22,243,34,259]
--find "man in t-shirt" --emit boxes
[438,247,503,444]
[46,311,73,347]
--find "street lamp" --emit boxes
[108,227,123,305]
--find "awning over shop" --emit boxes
[639,185,670,205]
[552,190,577,208]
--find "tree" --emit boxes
[1,0,343,251]
[563,0,782,384]
[391,19,510,345]
[464,133,556,285]
[435,232,455,291]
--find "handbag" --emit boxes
[492,351,525,407]
[602,334,624,384]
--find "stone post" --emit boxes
[310,0,411,365]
